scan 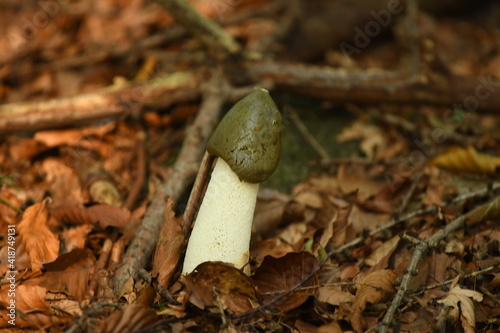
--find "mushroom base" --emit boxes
[182,158,259,274]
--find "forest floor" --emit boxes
[1,0,500,332]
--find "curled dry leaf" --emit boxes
[36,248,96,302]
[50,203,131,230]
[465,195,500,226]
[97,303,158,333]
[182,262,259,315]
[18,199,60,272]
[430,145,500,176]
[0,284,71,329]
[438,285,483,329]
[252,252,319,312]
[353,269,397,310]
[152,197,184,288]
[349,269,397,332]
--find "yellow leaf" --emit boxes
[430,146,500,175]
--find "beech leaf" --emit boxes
[252,252,319,312]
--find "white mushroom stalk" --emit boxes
[182,88,282,274]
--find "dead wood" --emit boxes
[0,70,206,133]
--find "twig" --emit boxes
[88,238,114,299]
[378,193,500,332]
[395,172,422,216]
[137,268,175,303]
[65,302,122,333]
[330,181,500,258]
[112,72,226,295]
[156,0,242,57]
[180,151,214,236]
[248,62,500,112]
[377,215,467,333]
[418,265,498,294]
[286,106,331,165]
[433,305,452,333]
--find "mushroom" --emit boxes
[182,88,282,274]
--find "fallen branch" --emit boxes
[0,70,206,133]
[2,60,499,134]
[156,0,242,57]
[248,62,500,111]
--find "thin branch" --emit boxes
[156,0,242,57]
[0,70,206,133]
[378,193,500,332]
[377,215,466,332]
[286,106,331,165]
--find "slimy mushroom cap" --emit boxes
[207,88,282,183]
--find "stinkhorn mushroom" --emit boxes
[182,88,282,274]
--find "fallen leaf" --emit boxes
[252,252,319,312]
[430,145,500,176]
[349,269,397,332]
[0,284,71,329]
[28,248,96,302]
[465,195,500,226]
[438,285,483,329]
[97,303,158,333]
[337,121,386,159]
[18,199,60,272]
[34,122,116,148]
[317,287,355,306]
[41,158,85,204]
[183,262,259,315]
[152,197,184,288]
[364,235,400,268]
[50,203,131,230]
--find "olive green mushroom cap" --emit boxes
[207,88,282,183]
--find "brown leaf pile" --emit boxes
[1,0,500,332]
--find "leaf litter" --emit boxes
[1,0,500,332]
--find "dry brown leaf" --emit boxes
[430,145,500,175]
[50,203,131,230]
[465,195,500,226]
[0,284,71,329]
[348,204,391,233]
[34,122,116,148]
[8,137,50,162]
[349,269,397,332]
[364,235,400,268]
[252,252,319,312]
[97,303,158,333]
[61,224,93,252]
[183,262,258,315]
[316,321,343,333]
[330,199,354,249]
[0,187,21,225]
[18,199,60,272]
[438,285,483,329]
[317,287,355,306]
[337,120,386,159]
[152,197,184,288]
[251,238,295,266]
[28,248,96,302]
[353,269,397,310]
[41,158,85,204]
[337,164,385,201]
[253,190,288,237]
